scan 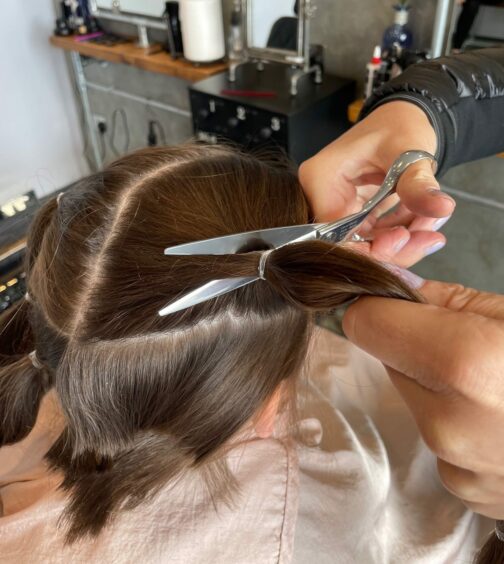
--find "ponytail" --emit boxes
[0,298,51,446]
[0,193,63,447]
[0,351,51,446]
[179,239,423,311]
[263,241,421,308]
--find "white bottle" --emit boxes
[180,0,226,63]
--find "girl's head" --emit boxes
[0,144,418,541]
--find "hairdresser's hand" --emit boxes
[343,279,504,519]
[299,101,456,268]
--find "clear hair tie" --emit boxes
[258,249,273,280]
[28,350,43,370]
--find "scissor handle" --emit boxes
[362,150,437,212]
[317,150,437,241]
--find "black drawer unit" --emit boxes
[189,62,356,164]
[0,269,26,315]
[0,191,39,316]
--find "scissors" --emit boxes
[159,150,437,316]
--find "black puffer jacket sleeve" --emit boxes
[360,48,504,176]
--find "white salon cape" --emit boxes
[0,329,492,563]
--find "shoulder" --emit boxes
[305,327,390,408]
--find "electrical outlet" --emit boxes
[93,115,107,133]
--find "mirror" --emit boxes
[230,0,320,95]
[248,0,299,51]
[93,0,166,19]
[243,0,310,67]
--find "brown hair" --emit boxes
[476,532,504,564]
[0,144,420,543]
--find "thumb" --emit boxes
[420,280,504,321]
[396,159,456,218]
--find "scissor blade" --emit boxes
[164,224,318,256]
[158,276,257,316]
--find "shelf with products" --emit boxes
[50,35,228,82]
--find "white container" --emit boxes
[180,0,225,63]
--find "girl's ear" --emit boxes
[254,385,284,439]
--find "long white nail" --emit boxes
[433,217,449,231]
[424,241,446,256]
[383,263,425,289]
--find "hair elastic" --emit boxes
[56,192,64,205]
[28,350,43,370]
[496,520,504,542]
[258,249,273,280]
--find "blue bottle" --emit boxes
[382,3,413,50]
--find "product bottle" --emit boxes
[179,0,226,63]
[164,2,184,58]
[382,3,413,50]
[364,45,382,99]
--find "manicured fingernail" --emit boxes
[424,240,446,256]
[394,237,409,252]
[433,217,450,231]
[427,189,456,207]
[383,263,425,289]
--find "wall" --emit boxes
[310,0,437,82]
[0,0,88,204]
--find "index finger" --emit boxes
[341,294,496,391]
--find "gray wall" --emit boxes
[81,59,193,164]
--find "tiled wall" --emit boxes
[82,60,192,163]
[59,1,503,294]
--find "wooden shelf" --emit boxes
[49,35,228,82]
